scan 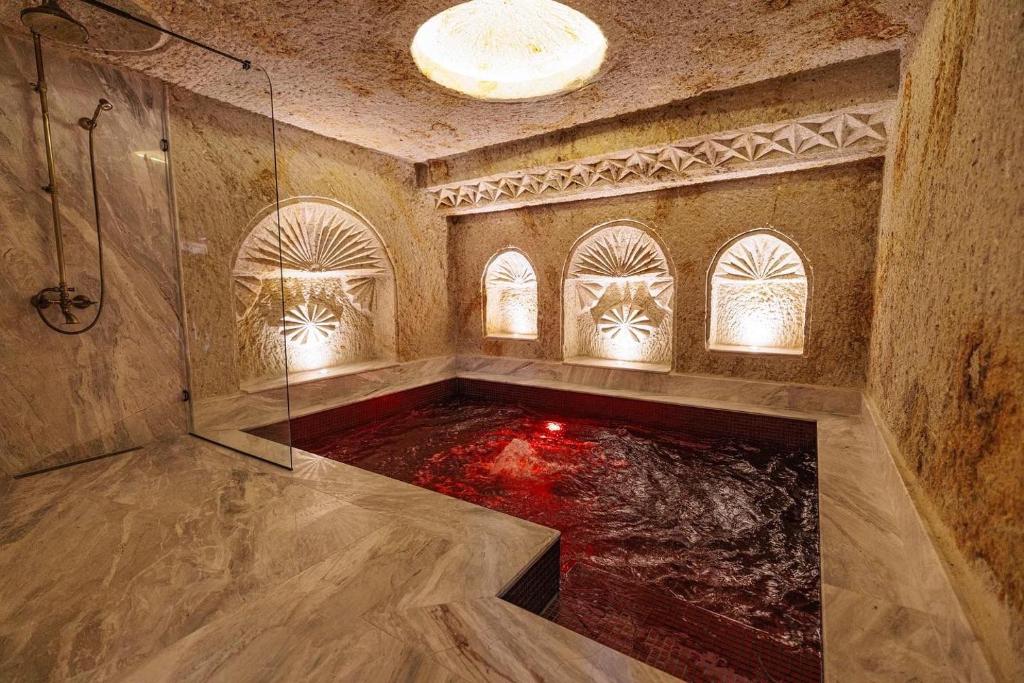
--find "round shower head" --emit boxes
[21,1,89,46]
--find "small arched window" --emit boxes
[707,229,809,355]
[483,249,538,339]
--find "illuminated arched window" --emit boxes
[483,249,538,339]
[707,229,809,355]
[563,220,674,371]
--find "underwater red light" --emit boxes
[546,421,563,432]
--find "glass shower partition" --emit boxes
[167,52,292,467]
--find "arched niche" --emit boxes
[232,197,396,386]
[562,219,674,372]
[707,228,810,355]
[482,249,538,339]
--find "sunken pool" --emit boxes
[252,379,822,682]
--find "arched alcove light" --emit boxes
[707,229,809,355]
[411,0,607,101]
[562,220,674,372]
[483,249,538,339]
[232,198,397,387]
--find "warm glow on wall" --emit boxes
[708,231,808,355]
[563,221,674,371]
[411,0,607,101]
[484,249,538,338]
[232,199,397,386]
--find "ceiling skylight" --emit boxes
[411,0,607,101]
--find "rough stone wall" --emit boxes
[0,0,927,160]
[450,161,882,388]
[171,88,451,401]
[867,0,1024,674]
[428,53,900,184]
[0,34,186,477]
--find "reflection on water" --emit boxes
[295,398,821,680]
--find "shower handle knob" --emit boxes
[70,294,96,309]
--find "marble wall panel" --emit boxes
[866,0,1024,676]
[0,33,185,477]
[450,161,882,388]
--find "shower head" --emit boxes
[80,98,114,130]
[21,1,89,46]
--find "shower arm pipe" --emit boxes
[74,0,252,69]
[32,32,70,296]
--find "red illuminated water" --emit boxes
[291,398,821,680]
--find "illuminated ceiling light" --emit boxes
[411,0,607,101]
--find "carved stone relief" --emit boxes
[232,198,396,385]
[563,221,674,370]
[427,103,893,215]
[707,230,808,355]
[483,249,538,339]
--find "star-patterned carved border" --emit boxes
[426,102,893,215]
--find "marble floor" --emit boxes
[0,385,994,682]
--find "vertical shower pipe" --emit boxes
[32,32,73,316]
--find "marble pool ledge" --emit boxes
[0,387,994,681]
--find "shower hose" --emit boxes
[37,116,106,335]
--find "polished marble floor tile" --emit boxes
[368,597,676,683]
[0,394,994,683]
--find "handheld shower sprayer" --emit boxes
[79,98,113,130]
[22,1,115,335]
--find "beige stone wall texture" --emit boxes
[0,0,927,160]
[451,161,882,388]
[428,53,901,184]
[170,88,451,403]
[0,35,186,476]
[867,0,1024,674]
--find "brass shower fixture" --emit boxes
[22,1,113,334]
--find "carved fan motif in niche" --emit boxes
[242,204,384,273]
[708,231,808,354]
[231,198,398,383]
[232,200,390,320]
[563,222,674,369]
[483,250,538,338]
[282,303,339,345]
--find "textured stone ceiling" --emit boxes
[2,0,928,161]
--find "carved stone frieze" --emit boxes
[427,102,893,214]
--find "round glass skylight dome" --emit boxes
[411,0,607,101]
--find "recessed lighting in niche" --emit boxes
[411,0,607,101]
[707,230,809,356]
[562,220,674,372]
[483,249,538,339]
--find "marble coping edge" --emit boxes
[861,395,1018,681]
[285,371,458,421]
[453,370,825,424]
[453,356,862,419]
[193,355,860,438]
[494,530,562,598]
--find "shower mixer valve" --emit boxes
[32,285,97,326]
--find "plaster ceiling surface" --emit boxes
[1,0,928,161]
